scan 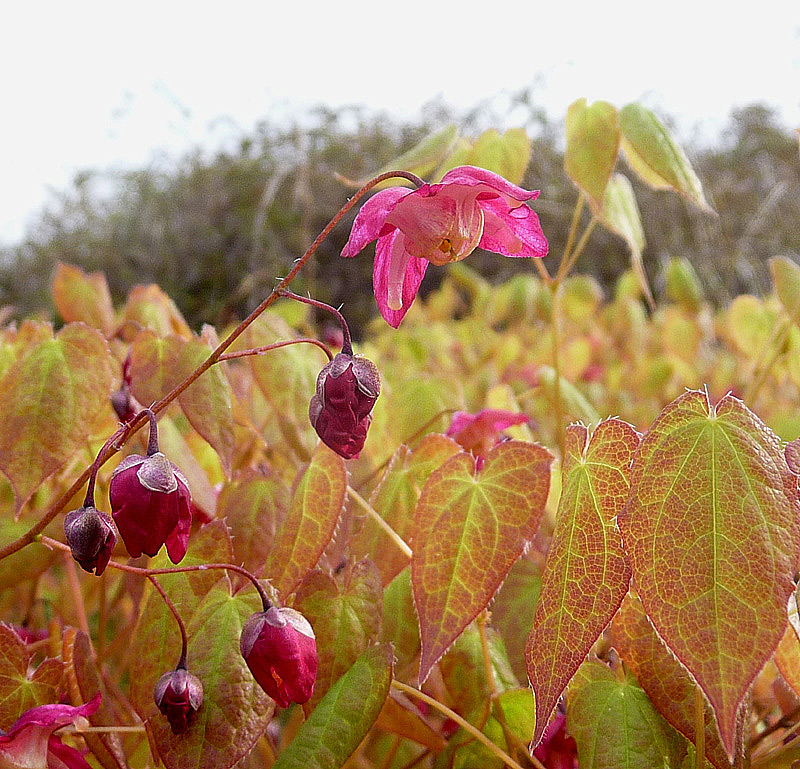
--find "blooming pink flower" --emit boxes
[447,409,530,465]
[342,166,548,327]
[0,694,101,769]
[240,607,317,708]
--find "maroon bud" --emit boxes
[240,607,317,708]
[308,352,380,459]
[64,505,116,576]
[109,452,192,564]
[153,667,203,734]
[110,387,136,423]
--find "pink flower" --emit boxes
[0,694,101,769]
[447,409,530,465]
[342,166,548,327]
[240,607,317,708]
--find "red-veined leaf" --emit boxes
[527,418,638,746]
[412,440,552,683]
[618,389,800,759]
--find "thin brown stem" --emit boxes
[0,169,423,564]
[695,686,705,769]
[63,552,94,656]
[219,337,333,363]
[278,290,353,355]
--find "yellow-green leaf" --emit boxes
[51,262,116,337]
[770,256,800,325]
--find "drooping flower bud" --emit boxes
[308,352,380,459]
[240,606,317,708]
[109,451,192,564]
[153,667,204,734]
[64,505,117,576]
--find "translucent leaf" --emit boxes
[461,128,532,185]
[294,559,383,706]
[266,444,348,597]
[610,592,738,769]
[271,644,393,769]
[527,419,638,746]
[564,98,620,211]
[770,256,800,325]
[567,659,686,769]
[618,390,800,759]
[51,262,116,336]
[121,284,192,339]
[412,440,552,683]
[620,102,711,212]
[0,323,114,510]
[129,330,184,407]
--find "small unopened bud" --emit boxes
[308,352,380,459]
[64,506,116,576]
[153,667,203,734]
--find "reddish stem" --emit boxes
[0,169,424,563]
[218,337,334,363]
[278,290,353,355]
[148,575,188,667]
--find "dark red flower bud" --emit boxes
[240,607,317,708]
[153,667,203,734]
[64,505,117,576]
[109,452,192,564]
[110,387,136,423]
[308,352,380,459]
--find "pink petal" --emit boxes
[5,694,101,735]
[440,165,539,203]
[478,197,549,258]
[385,186,457,259]
[373,231,428,328]
[341,187,410,257]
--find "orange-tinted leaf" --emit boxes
[51,262,116,337]
[618,390,800,759]
[567,659,686,769]
[217,471,290,578]
[610,592,737,769]
[176,337,235,475]
[0,323,114,510]
[527,419,637,746]
[376,692,446,750]
[121,284,192,339]
[128,330,184,407]
[266,444,348,597]
[294,559,383,706]
[0,625,63,726]
[412,440,552,683]
[773,625,800,701]
[564,98,620,211]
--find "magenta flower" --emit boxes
[0,694,101,769]
[240,607,317,708]
[447,409,530,465]
[342,165,548,327]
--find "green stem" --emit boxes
[346,486,412,559]
[695,686,705,769]
[0,169,424,564]
[742,317,790,406]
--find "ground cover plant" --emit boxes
[1,98,800,769]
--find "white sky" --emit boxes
[2,0,799,245]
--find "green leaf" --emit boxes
[272,644,393,769]
[412,440,552,683]
[217,470,290,578]
[462,128,532,185]
[367,125,460,185]
[618,390,800,759]
[598,173,654,308]
[665,257,704,311]
[51,262,116,337]
[129,575,272,769]
[0,518,54,589]
[295,559,383,706]
[0,322,114,510]
[129,329,184,407]
[620,102,711,212]
[726,294,777,357]
[0,625,62,726]
[610,593,739,769]
[770,256,800,325]
[527,419,638,746]
[121,284,192,338]
[382,568,420,676]
[266,444,348,597]
[567,659,686,769]
[564,98,620,211]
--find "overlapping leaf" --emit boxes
[0,322,114,510]
[618,389,800,759]
[564,98,620,211]
[567,659,686,769]
[770,255,800,325]
[265,444,348,597]
[121,284,192,338]
[527,419,638,746]
[619,102,711,212]
[272,644,393,769]
[295,559,383,706]
[51,262,116,337]
[412,440,552,683]
[610,592,736,769]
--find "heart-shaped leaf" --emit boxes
[527,419,637,746]
[618,390,800,759]
[51,262,116,337]
[412,440,552,683]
